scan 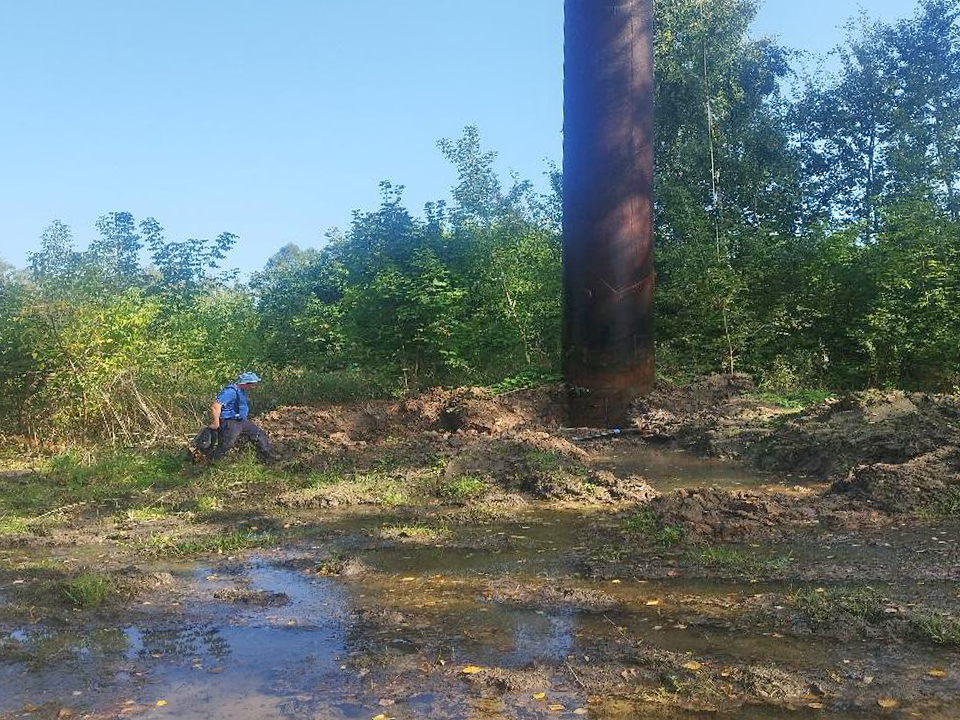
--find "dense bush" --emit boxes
[1,0,958,443]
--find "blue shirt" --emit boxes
[216,384,250,420]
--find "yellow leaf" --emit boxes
[682,661,702,671]
[549,704,565,711]
[532,693,546,700]
[372,715,389,720]
[401,577,416,582]
[610,579,621,584]
[461,665,483,674]
[156,700,168,707]
[645,599,660,606]
[928,668,948,678]
[877,698,898,709]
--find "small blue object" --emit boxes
[236,371,262,384]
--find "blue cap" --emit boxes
[237,371,262,384]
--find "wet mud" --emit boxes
[2,378,960,719]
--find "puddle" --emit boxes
[595,443,814,492]
[2,507,959,719]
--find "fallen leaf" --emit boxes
[574,710,588,716]
[611,579,621,584]
[461,665,483,674]
[928,668,948,678]
[372,715,389,720]
[808,702,825,710]
[877,698,898,709]
[401,577,416,582]
[532,693,546,700]
[683,661,702,671]
[645,599,660,606]
[156,700,168,707]
[549,704,565,711]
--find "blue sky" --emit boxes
[0,0,914,273]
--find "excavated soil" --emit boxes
[4,377,960,719]
[629,374,960,519]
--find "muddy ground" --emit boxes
[1,377,959,719]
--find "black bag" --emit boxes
[193,426,216,452]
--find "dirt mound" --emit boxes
[750,391,960,478]
[831,447,960,512]
[262,386,565,461]
[632,378,960,494]
[630,374,780,446]
[261,404,391,451]
[652,488,820,542]
[399,385,565,434]
[443,431,656,504]
[442,430,587,479]
[635,373,758,417]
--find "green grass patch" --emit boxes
[794,586,886,626]
[909,612,960,646]
[621,508,684,547]
[487,369,561,396]
[192,495,224,514]
[920,486,960,518]
[123,506,170,523]
[755,389,834,410]
[350,472,410,506]
[692,546,793,577]
[137,529,274,557]
[60,572,113,609]
[0,515,30,536]
[301,468,349,489]
[438,475,486,502]
[655,525,684,547]
[380,521,448,538]
[526,451,566,473]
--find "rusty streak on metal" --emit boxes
[563,0,656,428]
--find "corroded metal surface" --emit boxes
[563,0,655,427]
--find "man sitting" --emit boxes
[208,372,275,461]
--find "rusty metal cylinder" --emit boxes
[563,0,656,428]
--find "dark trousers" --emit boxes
[211,419,272,460]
